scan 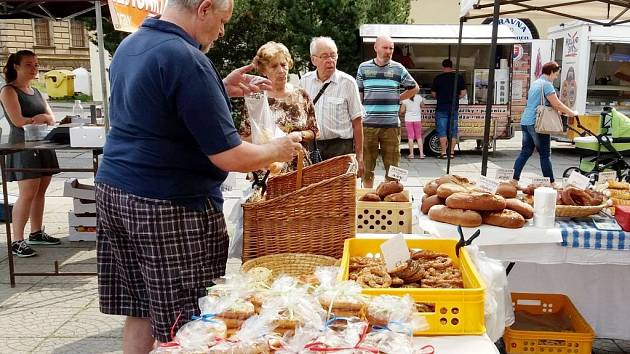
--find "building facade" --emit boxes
[0,19,90,76]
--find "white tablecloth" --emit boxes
[413,335,499,354]
[401,216,630,340]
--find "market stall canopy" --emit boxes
[0,1,110,20]
[463,0,630,26]
[359,24,518,44]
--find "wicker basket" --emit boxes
[241,253,337,280]
[242,155,357,262]
[556,202,607,217]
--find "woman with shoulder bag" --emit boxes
[512,61,578,184]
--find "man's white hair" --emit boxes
[309,36,337,56]
[167,0,231,11]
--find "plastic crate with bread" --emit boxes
[357,180,412,233]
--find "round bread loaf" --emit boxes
[423,180,439,196]
[496,182,518,199]
[384,192,409,202]
[359,193,381,202]
[482,209,526,228]
[505,198,534,219]
[437,174,471,186]
[428,205,482,227]
[376,181,404,198]
[421,194,444,214]
[445,192,507,211]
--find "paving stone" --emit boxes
[32,337,122,354]
[0,284,96,310]
[614,339,630,352]
[0,306,77,338]
[0,337,45,353]
[52,307,124,338]
[594,338,624,353]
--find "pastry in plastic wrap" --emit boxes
[313,267,366,318]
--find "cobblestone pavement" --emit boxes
[0,135,628,353]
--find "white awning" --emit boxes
[359,24,519,44]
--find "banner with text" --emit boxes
[108,0,166,33]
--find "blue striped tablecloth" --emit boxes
[557,219,629,250]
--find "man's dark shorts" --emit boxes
[96,183,229,342]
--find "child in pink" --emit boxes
[400,94,425,159]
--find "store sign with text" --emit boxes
[495,18,534,40]
[108,0,165,33]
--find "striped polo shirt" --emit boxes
[356,59,417,127]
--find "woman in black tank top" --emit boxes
[0,50,60,257]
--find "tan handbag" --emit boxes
[534,84,563,135]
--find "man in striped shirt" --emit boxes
[356,35,418,188]
[300,37,365,178]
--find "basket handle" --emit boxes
[296,149,304,189]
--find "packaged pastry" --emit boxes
[175,315,228,352]
[313,267,366,318]
[208,312,279,354]
[260,276,326,334]
[366,295,416,327]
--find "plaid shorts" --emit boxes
[95,183,229,343]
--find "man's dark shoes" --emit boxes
[12,240,37,257]
[27,230,61,245]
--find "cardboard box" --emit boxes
[73,198,96,214]
[68,211,96,227]
[70,126,106,148]
[63,178,95,200]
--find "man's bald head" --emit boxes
[374,35,394,65]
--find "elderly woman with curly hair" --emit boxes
[241,41,318,172]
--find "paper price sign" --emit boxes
[478,175,500,194]
[495,169,514,181]
[566,171,590,190]
[388,166,409,182]
[380,234,411,272]
[530,176,551,185]
[597,171,617,184]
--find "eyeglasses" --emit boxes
[313,53,338,61]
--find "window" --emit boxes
[33,19,51,46]
[70,20,86,47]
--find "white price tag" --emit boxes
[530,176,551,185]
[478,175,500,194]
[380,234,411,272]
[388,166,409,182]
[495,169,514,181]
[566,171,590,190]
[597,171,617,184]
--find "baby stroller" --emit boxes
[563,107,630,183]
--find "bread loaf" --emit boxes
[505,198,534,219]
[482,209,526,228]
[445,192,506,211]
[428,205,482,227]
[384,192,409,202]
[437,174,471,186]
[421,194,444,214]
[376,181,404,198]
[496,182,518,199]
[423,180,439,196]
[359,193,381,202]
[436,183,472,199]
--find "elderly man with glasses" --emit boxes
[300,36,365,177]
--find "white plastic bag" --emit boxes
[244,91,285,145]
[466,245,515,342]
[227,185,257,260]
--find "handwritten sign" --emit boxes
[380,234,410,272]
[388,166,409,182]
[495,168,514,181]
[531,176,551,185]
[566,171,590,190]
[478,175,500,194]
[597,171,617,184]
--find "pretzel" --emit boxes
[357,266,392,288]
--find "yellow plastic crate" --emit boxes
[356,188,412,233]
[339,238,485,335]
[504,293,595,354]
